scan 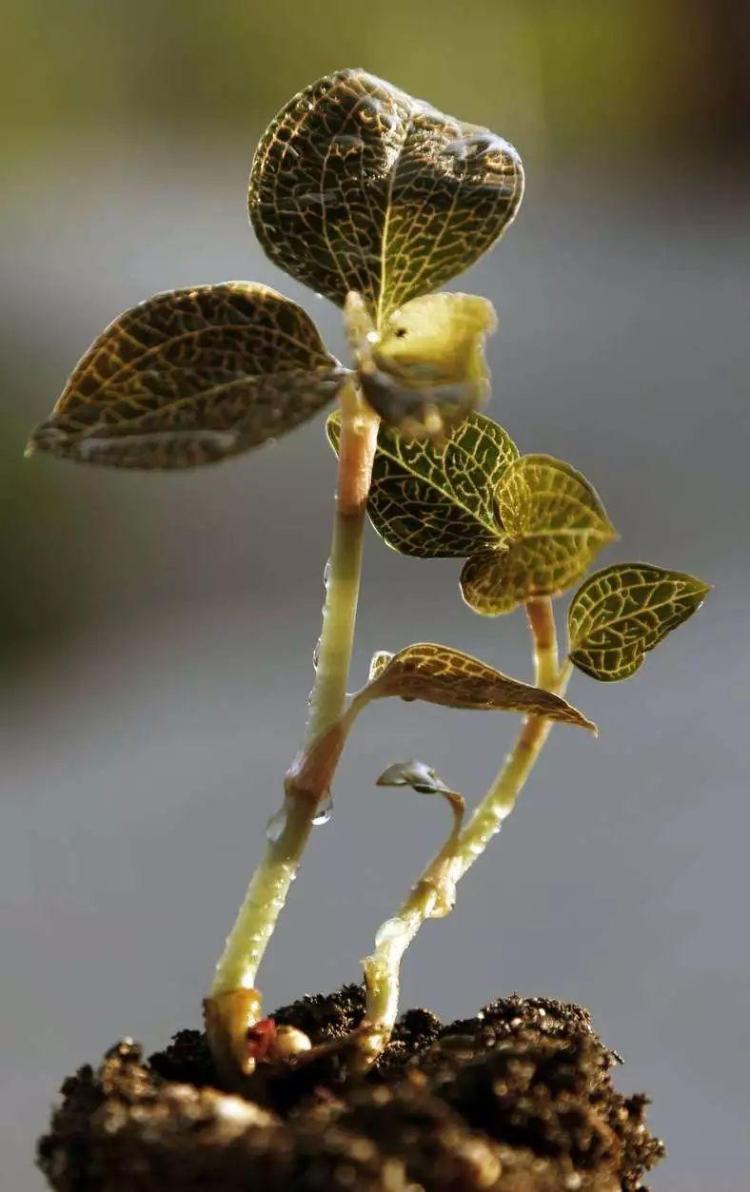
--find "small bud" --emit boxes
[270,1025,312,1060]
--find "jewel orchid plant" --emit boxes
[27,69,710,1086]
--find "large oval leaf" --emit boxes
[568,563,710,681]
[328,410,518,557]
[461,455,616,614]
[360,642,595,730]
[28,283,346,469]
[249,70,524,325]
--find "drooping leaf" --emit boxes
[376,760,453,796]
[568,563,711,681]
[461,455,616,614]
[360,642,595,730]
[349,290,497,439]
[28,283,347,469]
[328,410,518,557]
[249,69,524,326]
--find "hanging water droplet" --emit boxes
[312,792,333,826]
[265,806,288,843]
[375,917,402,949]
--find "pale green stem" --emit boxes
[209,382,378,1002]
[361,789,464,1059]
[453,596,564,880]
[363,596,570,1045]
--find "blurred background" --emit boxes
[2,2,749,1188]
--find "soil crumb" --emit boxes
[39,987,664,1190]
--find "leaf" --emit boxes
[249,69,524,326]
[351,291,497,440]
[461,455,616,614]
[376,760,453,796]
[328,410,518,557]
[568,563,711,681]
[27,283,347,469]
[360,643,596,730]
[369,650,395,681]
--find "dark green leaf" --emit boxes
[461,455,616,614]
[328,410,518,557]
[361,642,596,729]
[249,69,524,325]
[568,563,711,681]
[28,283,346,469]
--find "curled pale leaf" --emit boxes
[328,410,517,557]
[348,291,497,440]
[461,455,616,614]
[568,563,711,681]
[28,283,346,469]
[360,642,595,730]
[249,69,524,325]
[376,760,453,796]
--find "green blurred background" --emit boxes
[2,3,749,1190]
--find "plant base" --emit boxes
[39,986,663,1191]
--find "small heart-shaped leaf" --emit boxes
[249,69,524,326]
[461,455,616,614]
[360,642,595,729]
[328,410,518,557]
[28,283,346,469]
[350,291,496,440]
[568,563,711,681]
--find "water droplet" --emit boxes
[265,806,288,843]
[312,792,333,826]
[375,917,402,949]
[323,558,332,588]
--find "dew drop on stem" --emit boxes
[265,806,289,844]
[312,792,333,826]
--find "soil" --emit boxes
[38,985,664,1191]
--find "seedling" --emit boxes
[28,69,709,1085]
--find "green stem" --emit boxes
[362,791,464,1055]
[206,381,378,1077]
[454,596,564,880]
[362,596,570,1048]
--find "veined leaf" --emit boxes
[249,69,524,326]
[28,283,346,469]
[360,642,595,730]
[328,410,518,557]
[568,563,711,681]
[351,291,497,440]
[461,455,616,614]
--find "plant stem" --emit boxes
[362,596,571,1049]
[453,596,564,880]
[206,380,378,1078]
[362,790,464,1056]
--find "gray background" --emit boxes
[2,4,749,1189]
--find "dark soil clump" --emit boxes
[39,987,664,1191]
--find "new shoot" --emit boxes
[28,69,710,1085]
